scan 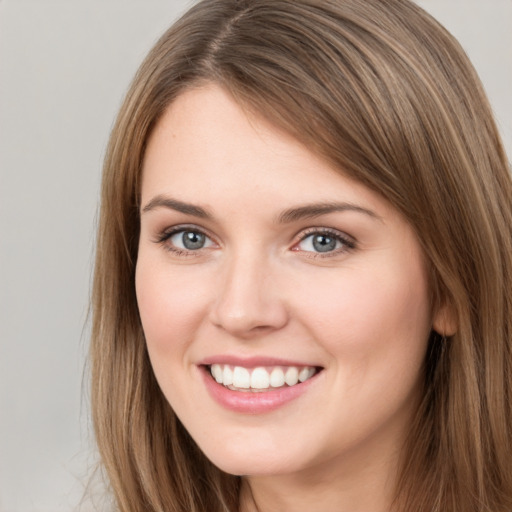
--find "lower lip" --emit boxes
[199,366,320,414]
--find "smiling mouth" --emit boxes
[206,364,321,392]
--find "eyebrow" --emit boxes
[142,195,213,218]
[141,195,381,223]
[276,202,381,223]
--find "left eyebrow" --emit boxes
[276,202,382,224]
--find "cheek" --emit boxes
[135,258,211,355]
[292,261,432,361]
[296,263,432,435]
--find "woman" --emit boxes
[90,0,512,510]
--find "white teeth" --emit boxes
[209,364,317,391]
[285,367,299,386]
[212,364,223,383]
[250,367,270,389]
[270,367,285,388]
[223,366,233,386]
[232,366,251,388]
[299,367,314,382]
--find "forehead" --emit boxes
[143,84,312,183]
[141,84,392,216]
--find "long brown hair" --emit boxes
[90,1,512,510]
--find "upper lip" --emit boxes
[198,355,322,368]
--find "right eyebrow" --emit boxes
[141,195,213,219]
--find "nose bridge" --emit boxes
[210,246,288,336]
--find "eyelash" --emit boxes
[294,227,356,258]
[153,225,356,258]
[153,225,216,257]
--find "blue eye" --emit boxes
[171,230,209,250]
[296,230,354,254]
[159,228,215,252]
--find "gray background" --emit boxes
[0,1,510,511]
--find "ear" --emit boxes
[432,301,458,337]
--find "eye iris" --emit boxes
[182,231,205,250]
[312,234,337,252]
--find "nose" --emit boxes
[209,252,289,338]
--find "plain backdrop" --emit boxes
[0,1,510,511]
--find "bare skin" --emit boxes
[137,83,449,512]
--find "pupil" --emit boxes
[182,231,205,250]
[313,234,336,252]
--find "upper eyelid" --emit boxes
[292,227,357,255]
[153,224,356,251]
[156,224,214,241]
[295,226,356,243]
[153,225,217,256]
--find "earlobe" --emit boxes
[432,301,458,337]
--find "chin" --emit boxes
[198,437,307,477]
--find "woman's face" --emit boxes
[136,84,439,479]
